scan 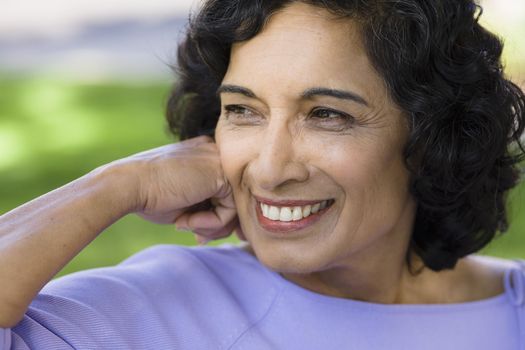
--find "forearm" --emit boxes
[0,164,135,327]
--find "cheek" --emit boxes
[215,126,252,185]
[314,138,379,187]
[322,136,410,211]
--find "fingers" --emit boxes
[169,135,238,245]
[174,198,239,244]
[193,218,238,243]
[189,204,237,229]
[176,216,238,245]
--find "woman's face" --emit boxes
[215,2,416,274]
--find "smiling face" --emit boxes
[215,2,416,274]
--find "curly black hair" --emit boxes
[166,0,525,271]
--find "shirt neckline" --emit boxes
[224,244,522,312]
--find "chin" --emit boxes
[249,240,331,275]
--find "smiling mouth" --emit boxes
[254,198,335,234]
[259,199,334,222]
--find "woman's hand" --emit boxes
[0,136,243,327]
[112,135,241,243]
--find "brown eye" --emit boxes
[224,105,250,116]
[311,108,350,120]
[223,104,262,125]
[309,108,355,130]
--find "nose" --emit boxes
[249,121,309,191]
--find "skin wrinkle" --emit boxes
[220,81,384,134]
[216,2,420,303]
[215,2,504,304]
[219,84,370,108]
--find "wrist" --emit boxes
[87,161,142,216]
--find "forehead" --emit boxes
[224,2,387,102]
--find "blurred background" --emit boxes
[0,0,524,277]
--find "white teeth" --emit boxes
[260,200,331,222]
[268,206,280,220]
[292,206,303,221]
[279,207,293,222]
[302,205,311,217]
[261,203,269,217]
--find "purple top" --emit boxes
[2,244,525,349]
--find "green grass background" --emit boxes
[1,7,524,276]
[0,78,240,277]
[0,77,524,279]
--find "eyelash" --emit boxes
[223,104,355,129]
[224,105,253,116]
[309,107,353,122]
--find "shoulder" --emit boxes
[427,254,525,304]
[44,243,276,303]
[118,243,273,289]
[459,254,525,304]
[463,254,521,285]
[467,254,522,271]
[15,244,281,349]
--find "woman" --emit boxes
[1,0,525,349]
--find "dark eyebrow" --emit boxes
[216,84,256,98]
[302,87,369,107]
[217,84,369,107]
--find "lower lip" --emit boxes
[255,201,334,235]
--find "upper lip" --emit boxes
[253,195,331,207]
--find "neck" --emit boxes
[280,200,430,304]
[280,250,427,304]
[281,249,421,304]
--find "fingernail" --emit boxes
[196,236,211,246]
[175,225,191,232]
